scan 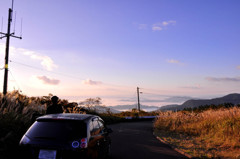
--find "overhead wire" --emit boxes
[13,11,16,33]
[9,60,137,90]
[1,17,3,39]
[10,60,86,81]
[9,69,22,93]
[20,18,23,37]
[9,60,139,104]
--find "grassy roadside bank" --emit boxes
[154,107,240,158]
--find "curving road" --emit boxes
[108,121,186,159]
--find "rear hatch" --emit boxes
[25,119,87,149]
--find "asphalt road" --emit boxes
[108,121,187,159]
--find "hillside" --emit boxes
[159,93,240,111]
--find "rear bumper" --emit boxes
[19,146,88,159]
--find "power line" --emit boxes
[10,60,85,81]
[9,69,22,92]
[9,60,138,91]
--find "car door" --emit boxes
[97,119,111,156]
[88,118,104,159]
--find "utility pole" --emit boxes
[0,0,22,95]
[137,87,142,112]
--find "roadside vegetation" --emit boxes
[0,90,155,158]
[154,105,240,158]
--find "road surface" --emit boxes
[108,121,187,159]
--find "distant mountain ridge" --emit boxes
[159,93,240,111]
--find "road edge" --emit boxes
[153,132,193,159]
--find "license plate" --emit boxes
[38,149,57,159]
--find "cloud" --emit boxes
[181,84,201,89]
[167,59,184,65]
[181,86,201,90]
[162,20,176,26]
[37,76,60,85]
[163,96,193,103]
[134,20,176,31]
[20,49,58,71]
[152,25,163,31]
[152,20,176,31]
[0,44,58,71]
[120,96,192,103]
[138,24,148,30]
[82,79,102,86]
[237,66,240,70]
[206,77,240,82]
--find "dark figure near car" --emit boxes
[46,96,63,114]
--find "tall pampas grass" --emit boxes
[154,107,240,158]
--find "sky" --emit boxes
[0,0,240,107]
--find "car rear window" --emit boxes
[26,120,87,140]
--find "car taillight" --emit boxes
[80,143,86,148]
[80,138,87,148]
[72,141,80,148]
[72,138,87,149]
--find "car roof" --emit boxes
[37,113,98,122]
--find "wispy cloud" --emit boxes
[20,49,58,71]
[206,76,240,82]
[152,20,176,31]
[152,25,163,31]
[37,76,60,85]
[82,79,102,86]
[0,43,58,71]
[236,66,240,70]
[138,24,148,30]
[181,84,201,90]
[181,86,201,90]
[120,96,192,103]
[167,59,184,65]
[162,20,176,26]
[134,20,176,31]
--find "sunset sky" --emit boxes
[0,0,240,107]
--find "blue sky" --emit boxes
[0,0,240,106]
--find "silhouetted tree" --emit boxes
[79,97,102,109]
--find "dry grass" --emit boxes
[0,91,46,116]
[154,107,240,158]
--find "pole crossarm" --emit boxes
[0,35,7,39]
[0,32,22,39]
[10,34,22,39]
[0,32,7,39]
